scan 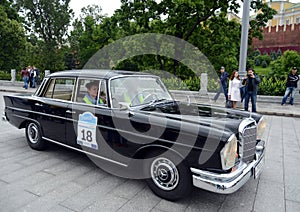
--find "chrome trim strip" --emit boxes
[8,106,205,153]
[13,114,38,123]
[7,106,68,121]
[42,137,128,167]
[7,105,204,151]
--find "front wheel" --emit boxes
[144,151,193,201]
[25,122,46,150]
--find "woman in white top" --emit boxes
[228,70,241,109]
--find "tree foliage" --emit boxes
[0,1,26,71]
[75,0,274,77]
[16,0,74,71]
[270,50,300,78]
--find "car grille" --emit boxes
[241,125,257,163]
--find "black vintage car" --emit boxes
[3,70,266,201]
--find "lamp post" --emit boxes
[238,0,251,77]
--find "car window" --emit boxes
[76,78,107,106]
[110,76,173,107]
[44,78,75,101]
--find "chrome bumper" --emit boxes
[191,144,265,194]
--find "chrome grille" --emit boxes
[241,125,257,163]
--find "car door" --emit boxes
[65,79,112,150]
[35,77,75,144]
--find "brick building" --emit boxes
[252,23,300,54]
[253,0,300,54]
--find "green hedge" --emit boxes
[258,76,286,96]
[0,72,288,96]
[163,76,287,96]
[0,71,23,81]
[0,71,11,80]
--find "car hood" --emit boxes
[140,100,261,135]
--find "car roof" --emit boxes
[48,69,153,79]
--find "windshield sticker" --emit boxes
[77,112,98,150]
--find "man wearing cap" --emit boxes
[281,67,299,105]
[213,66,228,102]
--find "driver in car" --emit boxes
[123,82,144,106]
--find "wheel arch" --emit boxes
[20,118,44,136]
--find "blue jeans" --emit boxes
[282,87,297,105]
[244,91,257,112]
[23,76,29,89]
[213,84,228,101]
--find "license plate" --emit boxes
[254,157,265,179]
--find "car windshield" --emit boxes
[110,76,173,107]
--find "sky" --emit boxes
[70,0,121,17]
[69,0,300,18]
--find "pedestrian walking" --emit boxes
[33,66,41,86]
[228,70,241,109]
[213,66,228,102]
[281,67,299,105]
[242,68,260,113]
[20,67,29,89]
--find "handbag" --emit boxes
[225,100,233,108]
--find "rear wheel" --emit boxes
[144,151,193,201]
[25,122,46,150]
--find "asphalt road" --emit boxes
[1,91,300,212]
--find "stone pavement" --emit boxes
[1,81,300,117]
[1,90,300,211]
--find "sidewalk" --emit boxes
[1,81,300,117]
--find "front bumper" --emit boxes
[191,142,265,194]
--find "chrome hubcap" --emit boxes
[28,123,39,144]
[151,157,179,191]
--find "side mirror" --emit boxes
[119,102,130,111]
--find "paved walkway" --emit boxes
[1,90,300,211]
[1,81,299,117]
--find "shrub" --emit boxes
[258,76,286,96]
[261,60,267,68]
[0,71,11,80]
[255,58,261,66]
[163,75,287,96]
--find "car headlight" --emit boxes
[221,134,237,170]
[257,116,266,140]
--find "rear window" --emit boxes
[44,78,75,101]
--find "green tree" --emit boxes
[270,50,300,78]
[0,1,26,71]
[16,0,74,71]
[109,0,275,76]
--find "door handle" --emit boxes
[66,110,76,114]
[35,103,43,107]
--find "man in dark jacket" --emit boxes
[281,67,299,105]
[213,66,228,102]
[242,68,260,112]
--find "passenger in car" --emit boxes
[83,81,105,105]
